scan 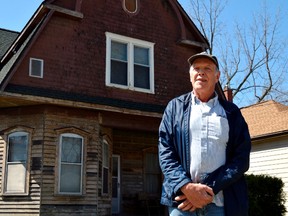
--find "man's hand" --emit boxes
[175,194,197,212]
[179,183,214,210]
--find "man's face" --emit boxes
[189,58,220,97]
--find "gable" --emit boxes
[0,0,224,115]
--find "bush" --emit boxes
[246,174,286,216]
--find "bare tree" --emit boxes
[189,0,226,54]
[187,0,288,106]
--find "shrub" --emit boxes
[246,174,286,216]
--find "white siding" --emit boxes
[247,138,288,215]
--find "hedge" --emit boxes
[246,174,286,216]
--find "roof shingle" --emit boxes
[241,100,288,138]
[0,28,19,59]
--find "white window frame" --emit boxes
[105,32,155,94]
[58,133,84,195]
[3,131,29,196]
[29,57,44,78]
[102,139,109,195]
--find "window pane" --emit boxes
[112,177,118,198]
[145,174,160,193]
[60,164,81,193]
[134,65,150,89]
[8,135,28,162]
[134,46,149,65]
[103,167,109,194]
[6,163,26,193]
[145,153,160,173]
[103,142,109,167]
[31,59,42,77]
[106,32,154,93]
[111,41,127,61]
[112,157,118,176]
[124,0,137,12]
[61,136,82,163]
[111,60,128,85]
[145,153,161,194]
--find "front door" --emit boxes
[112,155,120,214]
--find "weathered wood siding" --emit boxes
[0,106,114,216]
[247,135,288,215]
[0,109,43,215]
[40,110,100,215]
[113,129,164,215]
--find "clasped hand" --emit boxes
[176,183,214,212]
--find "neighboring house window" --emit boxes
[102,139,109,195]
[29,58,44,78]
[144,150,161,195]
[122,0,139,14]
[58,133,83,195]
[105,32,155,93]
[4,131,29,195]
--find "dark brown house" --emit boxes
[0,0,225,215]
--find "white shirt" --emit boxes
[189,92,229,206]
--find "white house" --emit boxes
[241,100,288,214]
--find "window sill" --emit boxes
[54,193,84,197]
[2,192,29,197]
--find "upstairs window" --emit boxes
[29,58,44,78]
[122,0,140,14]
[106,32,155,93]
[4,131,29,195]
[58,133,83,195]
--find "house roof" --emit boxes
[241,100,288,139]
[0,28,19,59]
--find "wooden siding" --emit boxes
[39,112,100,216]
[247,135,288,215]
[0,106,115,216]
[113,129,164,215]
[0,113,43,215]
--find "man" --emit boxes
[158,52,251,216]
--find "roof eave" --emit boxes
[174,0,209,49]
[0,4,49,67]
[251,130,288,141]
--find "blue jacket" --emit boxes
[158,93,251,216]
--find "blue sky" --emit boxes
[178,0,288,38]
[0,0,43,32]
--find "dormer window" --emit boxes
[29,58,44,78]
[105,32,155,94]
